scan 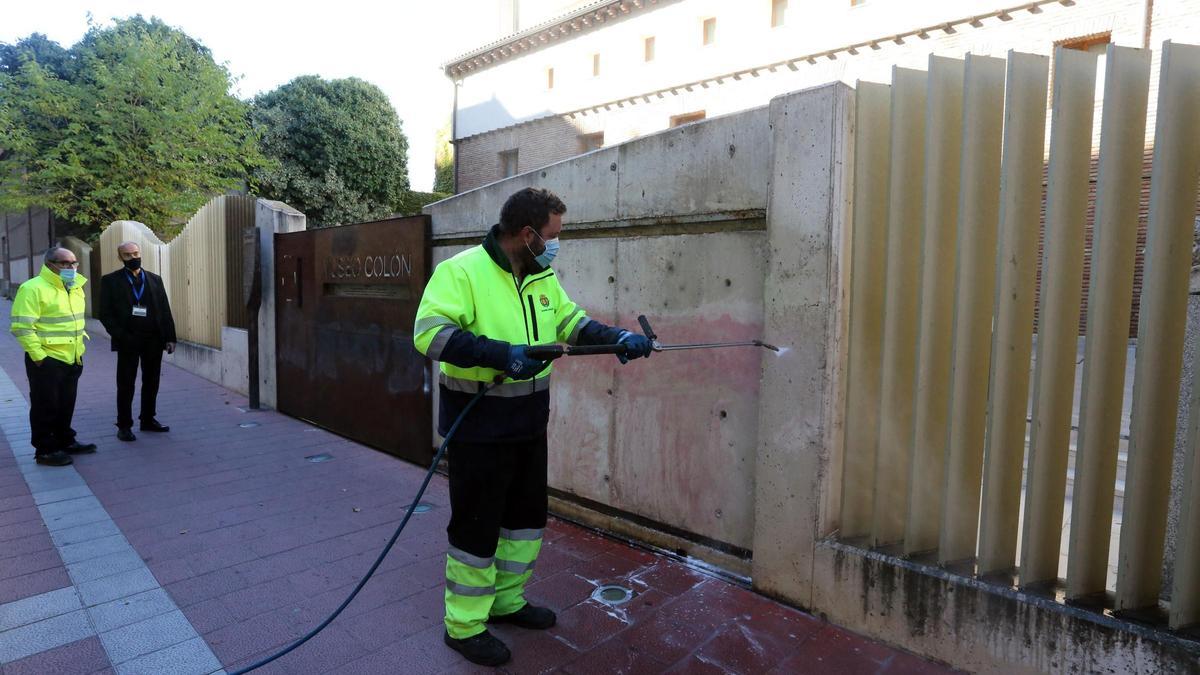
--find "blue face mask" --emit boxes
[59,268,76,287]
[528,228,560,268]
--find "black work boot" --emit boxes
[443,630,511,667]
[117,428,136,442]
[35,451,73,466]
[489,603,556,629]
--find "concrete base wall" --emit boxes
[809,541,1200,674]
[85,318,249,396]
[164,328,249,396]
[427,105,772,559]
[427,79,1200,673]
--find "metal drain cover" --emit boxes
[305,453,334,463]
[592,585,635,606]
[238,422,260,428]
[412,503,434,513]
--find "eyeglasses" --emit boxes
[50,260,80,268]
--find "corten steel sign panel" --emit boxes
[274,216,432,464]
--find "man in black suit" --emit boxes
[99,241,177,441]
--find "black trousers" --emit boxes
[116,339,164,429]
[25,355,82,456]
[447,433,548,558]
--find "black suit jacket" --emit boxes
[99,268,177,351]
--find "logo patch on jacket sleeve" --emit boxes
[539,294,550,308]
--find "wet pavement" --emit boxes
[0,298,959,674]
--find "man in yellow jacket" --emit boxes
[414,188,652,667]
[10,247,95,466]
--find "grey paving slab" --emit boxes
[41,507,113,532]
[38,495,105,520]
[58,533,133,564]
[76,567,160,607]
[22,471,87,492]
[32,485,93,506]
[0,608,92,664]
[67,548,147,585]
[50,518,123,547]
[0,586,80,632]
[113,636,224,675]
[99,609,197,665]
[89,588,178,634]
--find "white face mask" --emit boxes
[527,228,560,268]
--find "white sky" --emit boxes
[1,1,504,192]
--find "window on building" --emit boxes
[1060,32,1111,54]
[499,149,519,178]
[771,0,787,27]
[670,111,707,127]
[644,36,656,62]
[702,18,716,46]
[592,53,601,77]
[546,67,554,90]
[579,132,605,153]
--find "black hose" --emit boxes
[229,384,491,674]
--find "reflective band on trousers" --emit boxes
[445,579,495,597]
[440,373,550,398]
[499,528,543,541]
[448,546,495,570]
[495,558,536,574]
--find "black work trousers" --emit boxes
[25,355,82,456]
[447,433,549,558]
[116,338,164,429]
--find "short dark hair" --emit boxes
[498,187,566,236]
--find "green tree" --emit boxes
[0,17,266,237]
[0,33,74,79]
[433,120,454,194]
[251,76,410,227]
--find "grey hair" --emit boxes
[43,247,67,265]
[117,240,140,253]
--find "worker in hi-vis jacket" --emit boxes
[413,187,652,667]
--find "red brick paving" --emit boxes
[0,310,960,674]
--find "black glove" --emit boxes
[505,345,550,380]
[616,331,653,364]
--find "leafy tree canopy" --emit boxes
[251,75,410,227]
[0,16,267,237]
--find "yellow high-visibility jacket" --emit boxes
[414,225,621,442]
[10,266,88,365]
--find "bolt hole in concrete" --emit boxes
[719,410,727,419]
[592,585,636,606]
[239,421,261,428]
[305,453,334,463]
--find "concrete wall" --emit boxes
[428,105,771,568]
[165,327,249,396]
[254,200,306,410]
[431,78,1200,672]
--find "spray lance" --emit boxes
[230,314,780,674]
[522,314,781,361]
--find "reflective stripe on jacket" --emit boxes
[413,226,591,441]
[414,235,588,389]
[10,266,89,365]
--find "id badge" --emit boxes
[131,306,148,317]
